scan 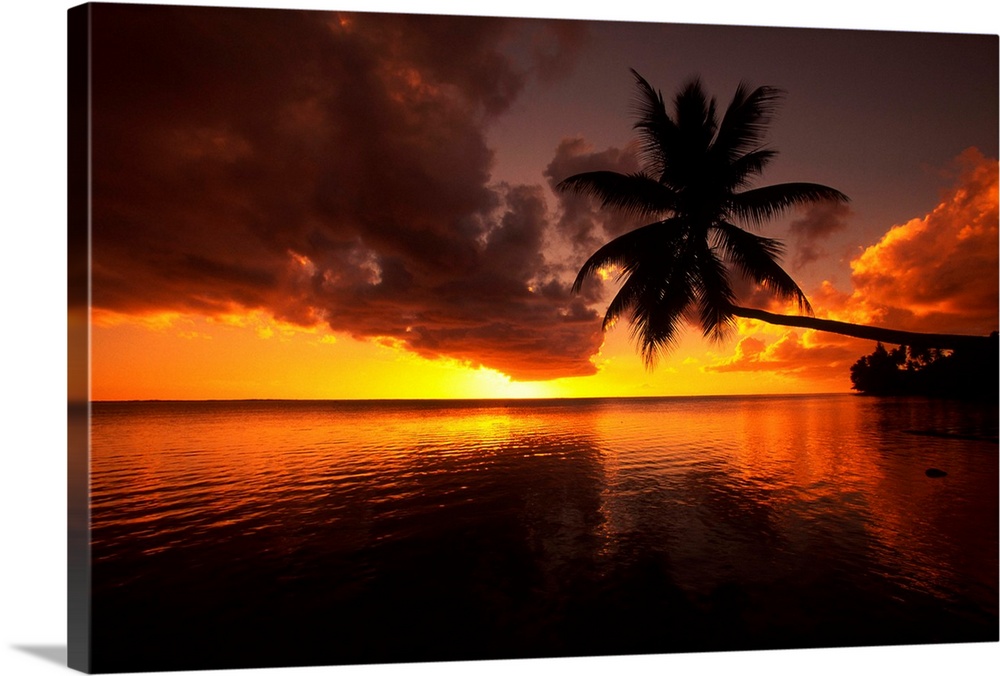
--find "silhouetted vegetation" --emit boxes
[850,333,999,400]
[559,70,848,365]
[561,71,993,367]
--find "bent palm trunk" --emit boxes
[730,305,993,351]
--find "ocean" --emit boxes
[86,394,998,672]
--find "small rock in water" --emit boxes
[925,468,948,478]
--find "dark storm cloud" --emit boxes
[543,137,642,252]
[87,4,602,380]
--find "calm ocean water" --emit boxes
[88,394,998,672]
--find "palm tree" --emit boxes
[558,70,990,366]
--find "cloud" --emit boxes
[543,137,643,252]
[83,5,996,388]
[788,200,852,269]
[708,148,998,382]
[706,325,866,383]
[847,147,998,335]
[83,5,605,381]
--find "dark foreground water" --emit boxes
[87,395,998,672]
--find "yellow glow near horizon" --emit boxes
[90,311,566,401]
[88,309,852,401]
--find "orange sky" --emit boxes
[86,310,838,400]
[86,149,997,401]
[77,7,998,401]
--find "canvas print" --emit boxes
[67,2,999,673]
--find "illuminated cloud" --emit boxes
[709,148,998,382]
[86,5,601,381]
[706,328,866,384]
[848,148,999,335]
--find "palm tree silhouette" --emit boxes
[559,70,990,366]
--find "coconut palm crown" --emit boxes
[559,70,987,366]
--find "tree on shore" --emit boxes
[558,70,992,366]
[850,334,998,399]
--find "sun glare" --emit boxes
[596,265,618,281]
[90,310,570,401]
[465,368,556,400]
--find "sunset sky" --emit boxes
[76,2,999,401]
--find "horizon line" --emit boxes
[83,391,853,404]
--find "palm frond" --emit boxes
[713,221,812,312]
[693,243,737,341]
[629,69,675,179]
[673,79,717,151]
[556,171,678,219]
[713,83,784,161]
[579,220,696,365]
[627,259,697,367]
[724,149,778,190]
[602,272,643,331]
[729,182,849,229]
[571,218,683,292]
[629,69,668,125]
[603,252,683,332]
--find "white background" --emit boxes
[1,1,997,675]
